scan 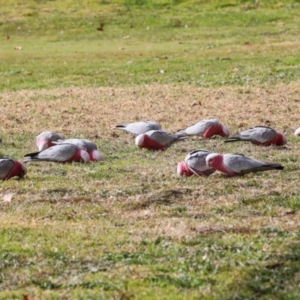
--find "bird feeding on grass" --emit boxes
[36,131,64,151]
[0,157,27,181]
[205,153,284,177]
[53,138,104,162]
[176,119,230,139]
[177,149,215,177]
[135,130,187,150]
[24,143,90,163]
[225,126,287,146]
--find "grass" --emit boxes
[1,0,300,90]
[1,0,300,299]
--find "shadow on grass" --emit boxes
[225,240,300,299]
[126,188,193,210]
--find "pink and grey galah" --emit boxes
[225,126,287,146]
[177,149,215,177]
[36,131,64,151]
[176,119,230,139]
[24,143,90,163]
[295,127,300,136]
[135,130,187,150]
[54,138,104,162]
[205,153,284,177]
[0,157,27,181]
[115,121,161,136]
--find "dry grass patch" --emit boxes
[0,82,299,136]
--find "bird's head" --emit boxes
[37,139,51,151]
[135,134,145,148]
[279,133,287,145]
[221,124,230,137]
[294,128,300,137]
[205,153,221,167]
[177,162,193,176]
[90,150,104,162]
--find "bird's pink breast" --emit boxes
[141,135,165,150]
[203,125,223,138]
[4,162,24,180]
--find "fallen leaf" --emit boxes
[97,23,105,31]
[3,193,14,202]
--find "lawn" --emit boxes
[1,1,300,299]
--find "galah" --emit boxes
[54,138,104,162]
[115,121,161,136]
[0,157,27,181]
[24,143,90,163]
[36,131,64,151]
[177,119,230,139]
[295,127,300,136]
[135,130,187,150]
[205,153,284,177]
[225,126,287,146]
[177,149,215,177]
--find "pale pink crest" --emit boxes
[91,150,104,162]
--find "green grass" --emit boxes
[1,0,300,299]
[1,0,300,91]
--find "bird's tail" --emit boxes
[175,129,188,137]
[245,164,284,174]
[115,124,128,130]
[224,137,242,143]
[176,135,189,142]
[23,151,40,163]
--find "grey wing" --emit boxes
[128,122,161,135]
[81,139,98,150]
[185,119,217,135]
[239,126,277,143]
[186,150,211,172]
[116,121,160,135]
[49,131,64,141]
[36,144,77,161]
[144,121,161,130]
[185,149,211,163]
[148,130,180,145]
[61,139,86,149]
[37,131,64,141]
[57,138,97,151]
[0,159,14,179]
[224,154,265,173]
